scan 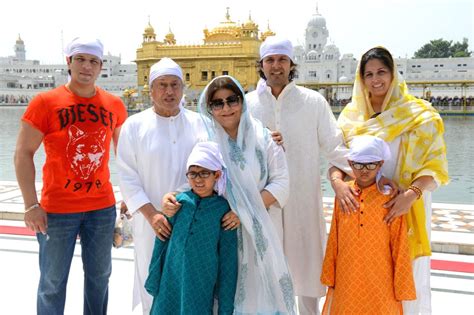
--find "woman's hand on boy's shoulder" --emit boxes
[161,192,181,218]
[222,210,240,230]
[383,189,417,224]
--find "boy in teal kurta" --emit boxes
[145,142,238,315]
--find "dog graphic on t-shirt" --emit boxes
[66,125,106,180]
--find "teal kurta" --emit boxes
[145,190,238,315]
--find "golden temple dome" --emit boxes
[243,12,258,29]
[204,7,241,43]
[144,23,155,36]
[143,17,156,42]
[215,8,239,32]
[261,21,276,41]
[164,24,176,45]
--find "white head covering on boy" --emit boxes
[348,135,391,163]
[349,135,391,194]
[186,141,227,196]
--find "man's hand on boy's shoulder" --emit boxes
[140,203,172,241]
[332,179,359,213]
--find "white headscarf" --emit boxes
[349,135,392,193]
[348,135,391,163]
[65,37,104,60]
[198,75,296,314]
[149,57,183,86]
[186,141,227,196]
[260,36,294,62]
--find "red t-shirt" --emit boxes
[22,85,127,213]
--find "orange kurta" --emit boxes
[321,181,416,315]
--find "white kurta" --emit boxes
[247,80,350,298]
[116,107,207,312]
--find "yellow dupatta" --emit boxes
[338,57,449,259]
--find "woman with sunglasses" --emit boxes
[197,75,296,314]
[335,47,449,314]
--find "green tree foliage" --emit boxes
[413,38,471,58]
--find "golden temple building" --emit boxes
[135,8,276,101]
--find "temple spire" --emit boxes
[225,7,230,20]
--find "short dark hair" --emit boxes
[206,77,244,112]
[67,56,73,75]
[257,59,298,82]
[359,47,394,79]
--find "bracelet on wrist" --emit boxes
[408,185,422,200]
[25,203,40,213]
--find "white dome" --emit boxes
[339,76,349,82]
[307,50,320,61]
[307,50,319,58]
[307,13,326,28]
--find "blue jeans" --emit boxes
[36,205,116,315]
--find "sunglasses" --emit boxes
[349,161,381,170]
[186,170,215,179]
[209,94,240,111]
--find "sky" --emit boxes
[1,0,472,65]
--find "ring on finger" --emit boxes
[158,228,162,233]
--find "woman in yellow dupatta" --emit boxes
[337,47,449,314]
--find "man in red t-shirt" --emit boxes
[14,37,127,315]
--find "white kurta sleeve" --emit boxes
[317,97,352,175]
[263,137,290,208]
[116,122,151,214]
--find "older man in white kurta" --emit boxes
[116,58,207,314]
[246,37,350,315]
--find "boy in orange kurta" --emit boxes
[321,135,416,315]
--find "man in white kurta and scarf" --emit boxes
[246,37,350,315]
[117,58,241,314]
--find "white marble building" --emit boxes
[295,9,474,99]
[0,35,137,101]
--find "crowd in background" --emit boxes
[0,94,32,104]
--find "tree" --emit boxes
[413,38,471,58]
[451,38,471,57]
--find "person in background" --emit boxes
[145,141,238,315]
[336,46,449,314]
[14,37,127,314]
[116,58,240,314]
[321,135,416,315]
